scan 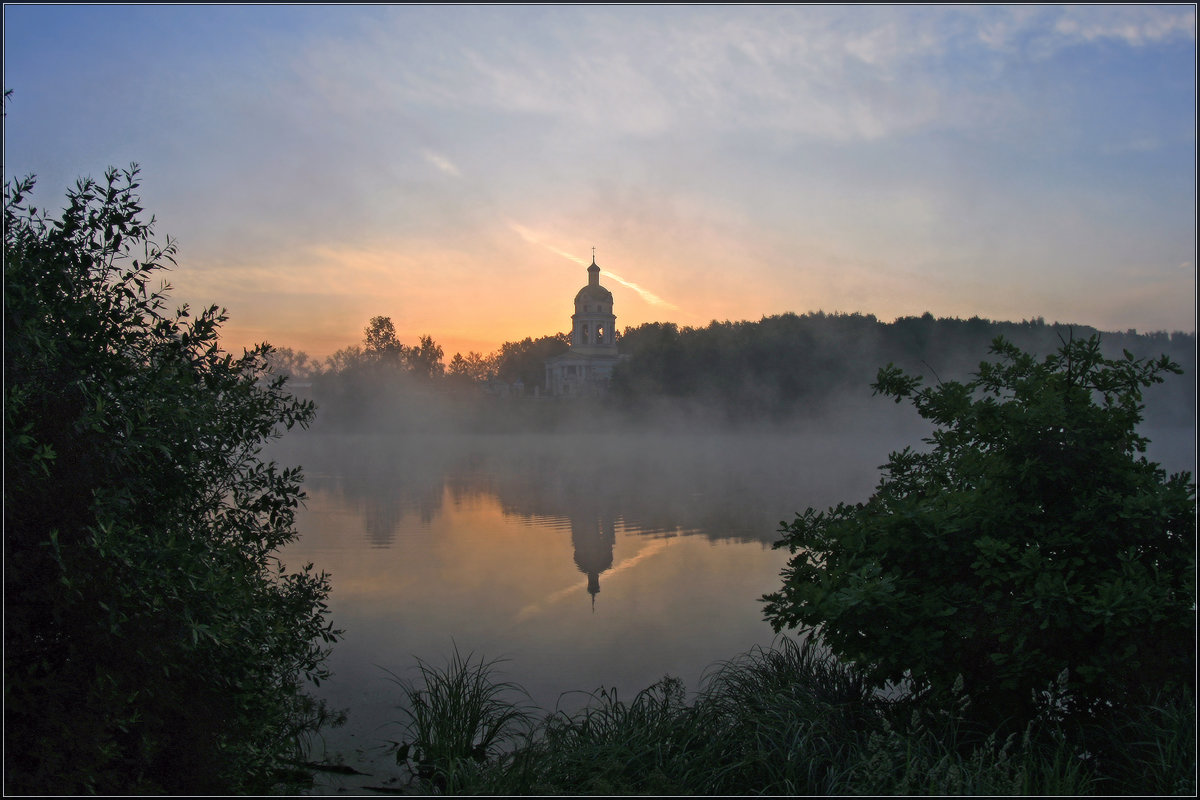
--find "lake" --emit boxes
[273,414,1193,791]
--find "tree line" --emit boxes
[275,311,1194,430]
[268,316,569,387]
[612,311,1194,423]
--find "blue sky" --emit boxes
[4,4,1195,358]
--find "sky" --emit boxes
[4,4,1196,360]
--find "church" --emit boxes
[544,255,627,397]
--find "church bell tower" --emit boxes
[545,250,625,397]
[572,257,617,354]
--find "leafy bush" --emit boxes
[4,166,340,793]
[763,334,1195,730]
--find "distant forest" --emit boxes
[611,312,1195,426]
[271,312,1195,431]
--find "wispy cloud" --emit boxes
[508,222,586,264]
[7,4,1192,356]
[508,222,680,310]
[287,6,1193,149]
[1052,5,1196,48]
[602,270,679,311]
[422,149,461,177]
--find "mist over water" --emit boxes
[270,369,1193,788]
[269,397,918,780]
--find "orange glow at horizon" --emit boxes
[173,226,718,363]
[5,4,1194,370]
[174,214,1197,366]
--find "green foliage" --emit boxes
[4,166,340,793]
[1087,690,1196,795]
[396,637,1176,795]
[685,636,881,795]
[276,308,1194,433]
[510,677,698,795]
[612,313,1194,426]
[386,647,536,793]
[458,638,883,795]
[845,709,1094,796]
[323,342,365,375]
[763,334,1196,729]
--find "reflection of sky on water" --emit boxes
[285,425,919,548]
[516,535,670,622]
[273,422,1195,788]
[276,429,919,784]
[285,485,793,787]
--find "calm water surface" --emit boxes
[273,424,911,787]
[274,421,1193,790]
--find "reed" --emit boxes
[1084,691,1197,796]
[388,637,1194,796]
[447,637,884,795]
[687,635,881,794]
[385,645,536,792]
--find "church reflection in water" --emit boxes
[296,437,791,609]
[570,514,616,608]
[287,428,841,609]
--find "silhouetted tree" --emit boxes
[763,335,1195,730]
[448,350,496,385]
[495,333,569,388]
[407,334,445,380]
[4,166,339,793]
[267,345,316,379]
[364,315,404,364]
[324,343,365,375]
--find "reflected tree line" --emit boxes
[268,312,1195,432]
[279,430,916,605]
[272,310,1194,600]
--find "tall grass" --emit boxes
[503,677,701,795]
[387,637,1194,796]
[384,646,535,792]
[687,635,880,794]
[1083,692,1197,796]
